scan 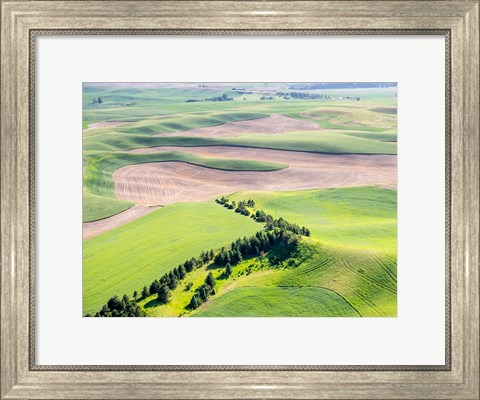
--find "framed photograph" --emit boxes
[1,1,478,399]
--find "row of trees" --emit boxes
[215,197,310,236]
[186,93,233,103]
[205,93,233,102]
[275,91,332,100]
[188,272,216,310]
[141,249,217,305]
[214,228,300,267]
[85,294,145,317]
[215,197,255,216]
[89,197,312,317]
[89,249,217,316]
[257,212,310,237]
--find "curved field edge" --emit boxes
[83,151,287,222]
[139,238,396,318]
[192,286,360,317]
[83,189,133,223]
[135,187,396,317]
[85,112,269,137]
[278,241,397,317]
[84,130,397,155]
[82,201,261,315]
[228,186,397,253]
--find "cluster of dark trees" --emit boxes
[205,93,233,102]
[215,197,310,236]
[253,211,310,236]
[214,228,300,268]
[186,93,233,103]
[90,249,217,317]
[275,92,331,100]
[188,272,216,310]
[215,197,255,216]
[141,249,216,305]
[260,96,275,100]
[91,97,104,104]
[90,197,313,317]
[86,294,145,317]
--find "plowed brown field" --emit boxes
[85,121,132,130]
[114,147,396,206]
[155,114,320,137]
[83,205,158,240]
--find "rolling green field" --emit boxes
[228,187,397,253]
[83,83,397,317]
[83,202,260,314]
[193,287,360,317]
[83,189,133,223]
[84,129,396,154]
[189,187,397,317]
[126,187,396,318]
[83,83,397,222]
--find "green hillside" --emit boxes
[130,187,397,318]
[193,287,360,317]
[83,201,260,314]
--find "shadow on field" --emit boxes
[206,263,224,271]
[144,298,162,308]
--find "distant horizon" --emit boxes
[83,82,398,90]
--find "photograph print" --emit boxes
[82,82,397,318]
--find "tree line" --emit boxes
[85,294,144,317]
[188,272,216,310]
[213,228,300,267]
[143,248,216,306]
[275,92,331,100]
[189,226,302,310]
[186,93,233,103]
[215,196,310,236]
[88,196,312,317]
[88,248,216,317]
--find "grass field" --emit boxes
[83,201,260,314]
[83,189,133,223]
[228,187,397,253]
[277,241,397,317]
[220,187,397,316]
[128,187,397,318]
[82,83,397,318]
[83,84,397,126]
[193,287,360,317]
[83,84,397,222]
[84,129,396,154]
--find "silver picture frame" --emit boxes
[1,1,478,399]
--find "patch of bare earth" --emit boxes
[85,121,132,130]
[154,114,320,137]
[83,205,158,240]
[114,147,396,206]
